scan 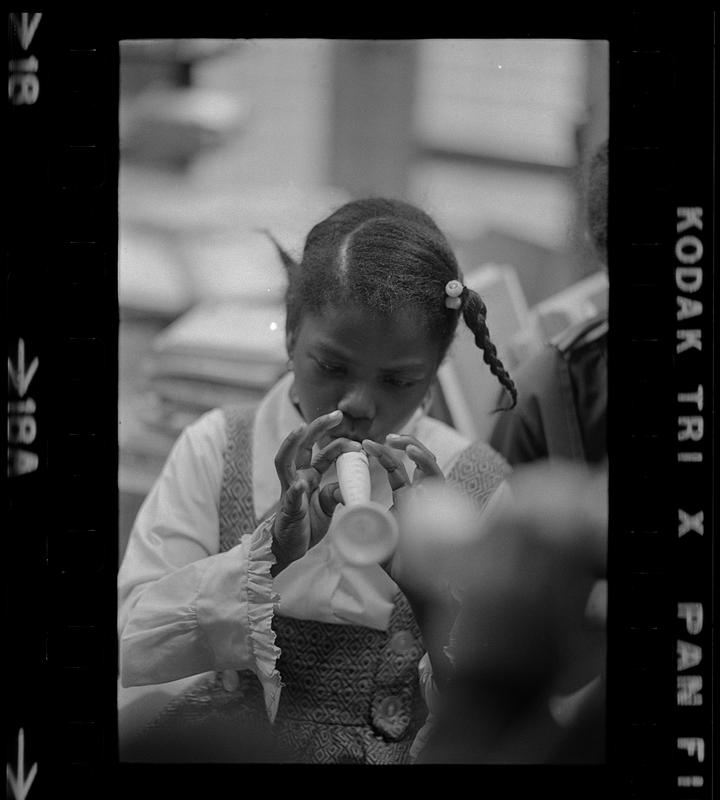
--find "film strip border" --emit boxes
[667,15,714,798]
[6,11,119,799]
[608,12,715,800]
[4,9,716,800]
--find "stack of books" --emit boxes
[120,297,289,497]
[142,297,288,431]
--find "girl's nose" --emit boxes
[337,383,376,423]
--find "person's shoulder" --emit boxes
[178,408,229,457]
[178,404,257,468]
[456,438,510,474]
[510,340,563,388]
[551,312,608,357]
[186,407,227,437]
[181,404,255,455]
[219,402,259,430]
[160,409,228,480]
[213,402,262,455]
[445,438,511,509]
[420,417,510,477]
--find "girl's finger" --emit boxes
[317,481,343,517]
[294,409,343,468]
[312,437,363,474]
[385,435,442,482]
[274,426,304,490]
[406,444,444,484]
[273,478,310,570]
[362,439,409,491]
[278,478,308,520]
[385,433,436,461]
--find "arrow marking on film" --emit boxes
[8,340,39,398]
[6,729,38,800]
[11,13,43,51]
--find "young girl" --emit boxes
[118,197,517,764]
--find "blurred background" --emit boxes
[118,38,609,558]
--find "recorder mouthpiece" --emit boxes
[332,450,398,566]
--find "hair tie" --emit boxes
[444,279,464,309]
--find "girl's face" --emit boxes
[288,304,443,444]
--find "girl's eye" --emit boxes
[384,376,418,389]
[315,359,346,376]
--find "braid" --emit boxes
[461,288,518,410]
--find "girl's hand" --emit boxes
[271,410,361,575]
[363,433,444,496]
[362,435,446,554]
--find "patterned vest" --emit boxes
[143,406,508,764]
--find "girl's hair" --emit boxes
[270,197,517,408]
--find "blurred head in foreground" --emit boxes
[397,461,607,763]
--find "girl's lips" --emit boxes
[316,430,368,451]
[331,431,366,443]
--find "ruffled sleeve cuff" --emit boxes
[195,516,282,722]
[246,516,283,722]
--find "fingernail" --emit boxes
[386,433,400,439]
[328,410,342,420]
